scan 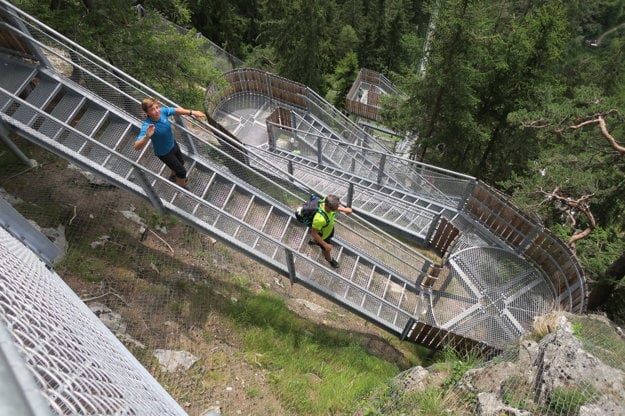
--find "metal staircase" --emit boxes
[1,0,557,357]
[248,145,447,240]
[0,3,441,346]
[280,112,470,205]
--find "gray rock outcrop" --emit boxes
[456,313,625,415]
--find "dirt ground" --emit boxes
[1,141,417,416]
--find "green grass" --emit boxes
[57,249,110,282]
[12,200,72,229]
[501,374,533,410]
[359,383,450,416]
[569,315,625,372]
[545,386,596,416]
[227,291,405,415]
[433,347,483,391]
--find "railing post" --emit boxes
[400,318,416,341]
[317,136,323,167]
[346,183,354,208]
[376,153,386,185]
[287,160,294,183]
[349,147,356,174]
[0,121,37,167]
[173,115,197,155]
[285,248,297,285]
[424,214,441,247]
[267,123,276,151]
[132,167,165,216]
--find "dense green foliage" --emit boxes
[12,0,625,319]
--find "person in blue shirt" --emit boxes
[134,97,206,188]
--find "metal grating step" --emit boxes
[58,103,108,152]
[38,89,85,139]
[0,57,35,95]
[10,76,61,126]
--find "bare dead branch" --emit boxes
[81,291,127,305]
[521,120,552,129]
[567,112,625,154]
[569,118,601,130]
[148,228,175,253]
[597,115,625,154]
[541,188,596,251]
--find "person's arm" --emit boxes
[134,124,154,151]
[338,206,353,214]
[174,107,206,118]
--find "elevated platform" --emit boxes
[0,1,587,413]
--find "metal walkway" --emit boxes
[0,0,563,356]
[0,52,432,335]
[0,3,442,347]
[207,73,562,349]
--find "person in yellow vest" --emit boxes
[309,194,352,268]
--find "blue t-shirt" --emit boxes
[137,107,176,156]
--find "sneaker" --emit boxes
[168,174,176,182]
[328,258,339,268]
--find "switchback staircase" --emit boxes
[0,1,485,354]
[206,70,586,347]
[0,0,585,359]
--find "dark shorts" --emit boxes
[157,142,186,179]
[321,227,334,242]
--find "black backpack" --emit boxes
[294,195,329,227]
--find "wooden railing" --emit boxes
[463,181,587,313]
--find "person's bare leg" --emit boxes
[176,176,187,187]
[322,248,330,261]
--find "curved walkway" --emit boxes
[207,72,583,351]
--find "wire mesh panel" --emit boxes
[0,227,187,416]
[441,246,557,349]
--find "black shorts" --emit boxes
[157,142,186,178]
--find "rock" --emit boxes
[89,302,127,334]
[290,298,329,315]
[477,392,531,416]
[117,333,146,349]
[535,325,625,406]
[153,349,198,373]
[68,163,112,186]
[201,407,222,416]
[0,187,23,205]
[40,224,68,255]
[119,210,146,226]
[90,235,111,248]
[395,366,431,392]
[368,313,625,416]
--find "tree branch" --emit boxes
[541,187,596,251]
[568,112,625,154]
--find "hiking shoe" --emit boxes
[328,258,339,268]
